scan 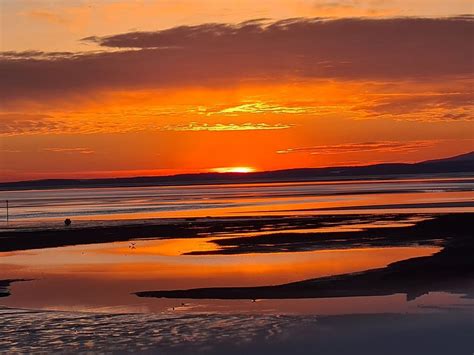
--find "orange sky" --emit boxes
[0,1,473,181]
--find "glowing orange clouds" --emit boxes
[164,123,294,132]
[211,167,256,173]
[1,17,473,181]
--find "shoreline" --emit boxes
[1,213,473,305]
[132,213,474,301]
[136,241,474,301]
[0,213,431,252]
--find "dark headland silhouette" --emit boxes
[1,151,473,191]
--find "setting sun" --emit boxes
[211,166,256,173]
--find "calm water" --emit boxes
[1,177,473,315]
[1,177,473,225]
[1,240,443,313]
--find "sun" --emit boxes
[211,166,256,173]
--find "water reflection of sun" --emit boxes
[211,166,256,173]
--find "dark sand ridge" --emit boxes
[135,213,474,301]
[0,214,424,253]
[0,280,24,298]
[186,213,469,255]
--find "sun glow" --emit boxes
[211,166,256,173]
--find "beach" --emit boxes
[2,7,473,352]
[1,307,473,354]
[1,177,473,353]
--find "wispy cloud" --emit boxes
[0,110,296,136]
[209,102,318,115]
[43,147,94,154]
[0,149,21,153]
[0,113,67,136]
[25,10,69,26]
[277,140,438,155]
[356,92,474,121]
[22,6,93,33]
[163,122,294,131]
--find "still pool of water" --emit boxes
[0,236,451,314]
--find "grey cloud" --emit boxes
[1,17,473,102]
[277,140,438,154]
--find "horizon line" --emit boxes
[1,150,472,185]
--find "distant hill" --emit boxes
[1,151,473,191]
[420,151,474,164]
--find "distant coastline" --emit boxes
[1,151,473,191]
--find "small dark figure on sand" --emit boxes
[64,218,72,226]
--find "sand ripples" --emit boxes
[0,307,313,353]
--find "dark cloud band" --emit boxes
[1,17,473,102]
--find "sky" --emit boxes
[0,0,473,181]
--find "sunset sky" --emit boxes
[0,0,473,181]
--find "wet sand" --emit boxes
[134,213,474,301]
[189,213,469,255]
[0,213,428,253]
[1,306,472,354]
[1,213,473,353]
